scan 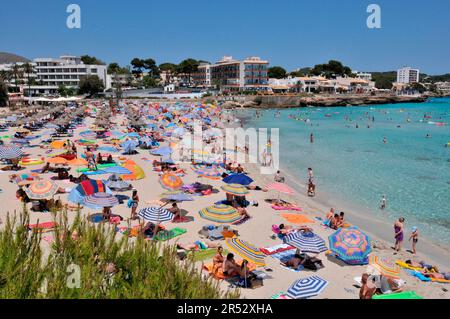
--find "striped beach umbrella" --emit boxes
[283,231,328,254]
[191,164,221,178]
[160,172,184,190]
[25,180,59,200]
[286,276,328,299]
[221,183,249,196]
[138,207,174,223]
[83,192,119,208]
[199,204,241,224]
[0,146,24,159]
[225,238,265,267]
[328,227,372,265]
[369,255,401,279]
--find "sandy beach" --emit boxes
[1,100,449,299]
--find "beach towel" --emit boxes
[396,260,423,271]
[260,244,295,255]
[154,227,187,241]
[270,249,297,261]
[172,215,194,223]
[271,205,302,211]
[27,221,57,233]
[203,261,256,280]
[372,291,423,299]
[280,213,314,224]
[270,292,289,299]
[406,270,431,282]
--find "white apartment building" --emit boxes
[353,71,372,81]
[397,67,420,84]
[30,55,110,95]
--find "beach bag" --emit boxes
[127,199,133,208]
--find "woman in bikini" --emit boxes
[394,217,405,253]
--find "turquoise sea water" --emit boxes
[237,97,450,247]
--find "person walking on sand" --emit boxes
[409,226,419,255]
[130,189,139,220]
[394,217,405,254]
[380,195,386,210]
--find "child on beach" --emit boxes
[409,226,419,255]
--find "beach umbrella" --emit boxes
[368,255,401,279]
[223,173,254,186]
[286,276,328,299]
[98,146,119,153]
[151,146,173,156]
[104,180,132,191]
[25,180,59,200]
[0,146,24,159]
[225,238,265,267]
[68,158,88,166]
[138,207,174,223]
[191,164,221,178]
[161,193,193,202]
[101,166,132,175]
[68,179,110,204]
[199,204,241,224]
[83,192,119,208]
[160,172,184,190]
[121,140,138,153]
[121,160,145,180]
[50,140,66,149]
[47,157,69,165]
[283,231,327,254]
[13,173,39,186]
[328,227,372,265]
[221,183,249,196]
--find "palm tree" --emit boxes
[22,63,34,98]
[11,64,23,93]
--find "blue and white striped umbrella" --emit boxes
[138,207,174,223]
[0,146,24,159]
[286,276,328,299]
[283,231,327,254]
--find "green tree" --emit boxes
[130,58,145,78]
[78,75,104,96]
[177,59,200,85]
[310,60,352,78]
[0,80,8,107]
[22,62,34,97]
[159,63,178,85]
[81,55,105,65]
[371,72,397,90]
[408,82,426,93]
[143,58,159,78]
[58,84,68,96]
[142,75,158,88]
[268,66,287,79]
[11,64,23,92]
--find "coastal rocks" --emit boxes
[216,94,427,109]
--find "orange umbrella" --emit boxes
[68,158,88,166]
[47,157,69,165]
[121,159,145,180]
[50,140,66,149]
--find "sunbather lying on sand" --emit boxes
[278,224,312,235]
[177,240,220,251]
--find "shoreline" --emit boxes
[231,112,450,270]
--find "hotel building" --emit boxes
[29,55,110,95]
[397,67,420,84]
[193,56,269,91]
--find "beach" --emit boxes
[0,100,449,299]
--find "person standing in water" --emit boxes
[310,133,314,143]
[394,217,405,254]
[383,137,387,144]
[380,195,386,210]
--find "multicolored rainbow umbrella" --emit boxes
[160,172,184,190]
[369,255,401,279]
[221,183,249,196]
[199,204,241,223]
[328,227,372,265]
[25,180,59,200]
[225,238,265,267]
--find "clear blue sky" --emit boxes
[1,0,449,74]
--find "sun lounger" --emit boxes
[280,213,314,224]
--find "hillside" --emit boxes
[0,52,30,64]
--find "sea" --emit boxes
[235,97,450,248]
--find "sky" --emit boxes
[1,0,449,74]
